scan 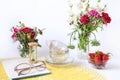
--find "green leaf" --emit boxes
[32,58,35,61]
[32,49,34,53]
[98,0,101,3]
[107,52,113,56]
[91,40,100,46]
[38,44,41,47]
[67,45,75,49]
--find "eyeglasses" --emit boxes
[14,61,46,76]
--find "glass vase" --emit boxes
[76,43,91,60]
[77,49,89,60]
[18,44,30,57]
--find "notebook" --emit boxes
[2,58,51,80]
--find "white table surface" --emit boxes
[67,48,120,80]
[2,51,120,80]
[74,59,120,80]
[64,49,120,80]
[39,48,120,80]
[42,50,120,80]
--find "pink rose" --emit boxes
[88,10,100,18]
[13,27,19,33]
[11,33,17,41]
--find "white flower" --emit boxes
[68,15,78,26]
[81,0,87,3]
[68,0,73,8]
[77,2,83,10]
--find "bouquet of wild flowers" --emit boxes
[11,21,43,57]
[68,0,111,52]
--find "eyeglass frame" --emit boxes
[14,61,46,76]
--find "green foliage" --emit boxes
[32,58,35,61]
[67,45,75,49]
[91,39,100,46]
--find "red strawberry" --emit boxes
[89,58,94,63]
[88,53,95,63]
[94,55,101,66]
[97,51,104,56]
[89,53,95,59]
[102,54,109,66]
[102,54,109,61]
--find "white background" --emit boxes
[0,0,120,59]
[0,1,120,80]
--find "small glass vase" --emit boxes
[77,49,89,60]
[19,44,30,57]
[28,42,38,64]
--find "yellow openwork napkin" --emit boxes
[0,60,8,80]
[0,59,106,80]
[24,63,106,80]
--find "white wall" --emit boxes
[0,0,120,59]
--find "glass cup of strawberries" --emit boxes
[88,51,110,69]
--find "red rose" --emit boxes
[102,12,111,24]
[80,15,90,24]
[20,27,32,33]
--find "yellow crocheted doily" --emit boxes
[0,60,106,80]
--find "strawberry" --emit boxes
[94,55,101,66]
[88,53,95,63]
[97,51,104,56]
[102,54,109,61]
[102,54,109,66]
[89,53,95,59]
[89,58,94,63]
[95,51,104,61]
